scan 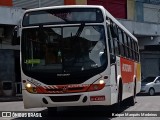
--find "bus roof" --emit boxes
[24,5,137,42]
[25,5,104,12]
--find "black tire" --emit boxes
[130,81,136,106]
[148,88,155,96]
[47,107,57,117]
[114,81,122,112]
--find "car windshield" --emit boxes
[22,25,107,74]
[142,77,156,82]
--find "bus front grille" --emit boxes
[49,95,81,102]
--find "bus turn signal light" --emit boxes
[25,83,37,93]
[87,84,105,92]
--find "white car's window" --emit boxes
[156,78,160,83]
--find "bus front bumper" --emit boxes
[22,86,112,109]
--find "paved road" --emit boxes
[0,93,160,120]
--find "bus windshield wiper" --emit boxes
[74,23,85,38]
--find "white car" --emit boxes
[141,76,160,95]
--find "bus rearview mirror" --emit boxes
[12,26,20,45]
[110,54,116,64]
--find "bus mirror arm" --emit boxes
[12,26,20,45]
[110,54,116,64]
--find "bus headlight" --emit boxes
[99,80,104,84]
[25,83,37,93]
[26,83,31,88]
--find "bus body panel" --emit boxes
[110,64,118,105]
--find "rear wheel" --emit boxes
[148,88,155,96]
[130,81,136,106]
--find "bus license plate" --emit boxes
[90,96,105,101]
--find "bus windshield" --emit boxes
[22,25,107,74]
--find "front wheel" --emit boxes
[148,88,155,96]
[114,82,122,112]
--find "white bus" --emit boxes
[19,5,141,112]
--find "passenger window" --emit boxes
[127,37,133,59]
[110,23,118,39]
[110,22,120,55]
[118,29,124,56]
[123,33,128,57]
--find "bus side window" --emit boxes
[130,38,135,60]
[118,28,124,56]
[127,37,133,59]
[126,35,130,58]
[135,42,139,61]
[110,22,120,56]
[123,33,129,58]
[110,23,118,38]
[107,24,114,55]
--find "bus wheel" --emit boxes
[47,107,57,116]
[129,82,136,106]
[115,81,122,112]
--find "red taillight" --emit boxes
[87,84,105,92]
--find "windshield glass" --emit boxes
[142,77,156,82]
[22,25,107,74]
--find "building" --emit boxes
[120,0,160,78]
[0,0,24,96]
[0,0,160,96]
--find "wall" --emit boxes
[76,0,87,5]
[13,0,64,8]
[0,0,12,6]
[143,3,160,23]
[87,0,127,19]
[135,1,144,22]
[141,52,160,78]
[0,50,16,96]
[0,50,15,82]
[64,0,75,5]
[0,7,24,25]
[127,0,135,20]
